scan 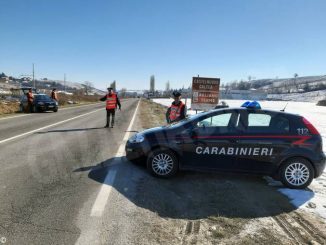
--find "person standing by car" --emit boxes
[51,88,58,101]
[166,91,187,123]
[27,88,34,113]
[100,87,121,128]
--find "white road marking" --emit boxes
[90,99,140,217]
[0,108,103,145]
[0,102,102,121]
[0,113,30,121]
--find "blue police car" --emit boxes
[126,102,325,189]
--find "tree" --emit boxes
[293,73,299,90]
[165,81,170,92]
[83,81,93,95]
[110,81,116,91]
[120,88,127,97]
[150,75,155,92]
[303,83,311,92]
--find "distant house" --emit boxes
[0,77,9,83]
[221,89,268,100]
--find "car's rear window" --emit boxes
[246,113,290,134]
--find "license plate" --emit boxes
[48,106,54,108]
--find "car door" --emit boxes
[235,110,292,174]
[21,95,28,110]
[180,110,240,171]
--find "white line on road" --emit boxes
[0,102,103,121]
[90,99,140,217]
[0,108,103,145]
[0,113,30,121]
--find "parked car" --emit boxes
[126,102,325,189]
[20,93,58,112]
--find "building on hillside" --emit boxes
[221,89,268,100]
[0,77,9,83]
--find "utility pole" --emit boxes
[64,73,66,92]
[32,63,35,88]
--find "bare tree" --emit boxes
[120,88,127,98]
[165,81,170,92]
[110,81,116,91]
[83,81,93,95]
[293,73,299,91]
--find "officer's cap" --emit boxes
[172,91,181,97]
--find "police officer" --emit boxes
[166,91,187,123]
[27,88,34,113]
[51,88,58,101]
[100,87,121,128]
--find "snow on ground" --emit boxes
[153,98,326,220]
[268,90,326,102]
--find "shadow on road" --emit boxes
[78,157,315,220]
[36,127,104,134]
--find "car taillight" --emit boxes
[302,117,320,135]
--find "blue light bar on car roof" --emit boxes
[241,101,251,107]
[241,101,261,109]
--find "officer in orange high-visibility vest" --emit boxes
[100,87,121,128]
[166,91,187,124]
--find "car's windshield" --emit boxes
[166,112,210,127]
[35,95,52,101]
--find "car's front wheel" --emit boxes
[53,108,58,112]
[280,158,314,189]
[147,149,178,178]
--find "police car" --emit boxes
[126,101,325,189]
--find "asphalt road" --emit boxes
[2,99,325,245]
[0,99,143,245]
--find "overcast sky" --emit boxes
[1,0,325,90]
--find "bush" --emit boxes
[317,99,326,106]
[0,102,19,114]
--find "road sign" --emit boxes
[191,77,220,110]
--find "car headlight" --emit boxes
[129,133,145,143]
[38,102,44,105]
[55,101,58,106]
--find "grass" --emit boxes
[139,99,167,128]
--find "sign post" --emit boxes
[191,77,220,111]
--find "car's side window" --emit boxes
[248,113,271,126]
[197,113,232,128]
[245,112,290,134]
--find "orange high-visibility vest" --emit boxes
[51,91,58,101]
[27,92,34,103]
[106,93,117,110]
[169,102,185,121]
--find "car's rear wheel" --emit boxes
[280,158,314,189]
[147,149,178,178]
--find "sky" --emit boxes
[0,0,325,91]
